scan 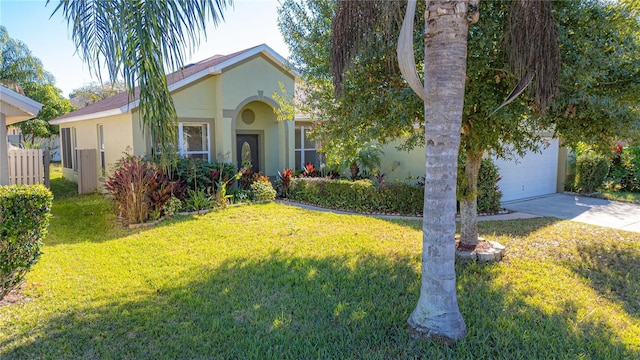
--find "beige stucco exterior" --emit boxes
[60,113,135,183]
[379,140,427,181]
[52,46,297,187]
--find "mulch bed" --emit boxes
[0,285,31,308]
[455,238,493,252]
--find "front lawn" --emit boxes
[1,169,639,359]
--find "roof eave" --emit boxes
[49,108,127,125]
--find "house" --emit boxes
[0,86,43,185]
[50,44,315,187]
[377,134,568,202]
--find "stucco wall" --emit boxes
[173,77,219,118]
[221,56,294,110]
[379,140,426,181]
[60,113,134,183]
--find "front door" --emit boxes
[236,134,259,173]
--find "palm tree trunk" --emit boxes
[459,150,483,247]
[407,0,468,342]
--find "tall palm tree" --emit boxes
[332,0,559,342]
[51,0,231,166]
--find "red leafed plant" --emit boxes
[302,163,317,177]
[277,168,294,197]
[105,154,182,225]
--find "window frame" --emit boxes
[61,127,74,170]
[97,124,105,176]
[294,125,319,170]
[178,122,210,162]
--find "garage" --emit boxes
[492,138,560,202]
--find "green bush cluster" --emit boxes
[575,152,610,193]
[0,184,53,300]
[606,145,640,192]
[172,158,237,191]
[288,178,424,215]
[477,158,503,214]
[457,156,503,214]
[250,181,277,202]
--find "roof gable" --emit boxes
[51,44,296,125]
[0,86,43,125]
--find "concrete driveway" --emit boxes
[503,193,640,233]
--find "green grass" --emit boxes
[1,166,639,359]
[597,190,640,204]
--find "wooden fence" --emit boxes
[7,149,48,187]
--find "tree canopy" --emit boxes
[0,26,72,143]
[547,0,640,150]
[69,81,126,108]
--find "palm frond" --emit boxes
[330,0,404,95]
[504,0,560,112]
[50,0,231,164]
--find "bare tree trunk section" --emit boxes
[459,150,483,247]
[407,0,469,342]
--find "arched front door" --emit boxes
[236,134,259,173]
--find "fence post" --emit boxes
[44,149,50,189]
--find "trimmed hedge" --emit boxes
[288,178,424,215]
[0,184,53,300]
[575,152,610,193]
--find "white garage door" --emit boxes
[492,138,559,202]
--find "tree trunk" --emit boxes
[407,0,469,342]
[350,162,359,180]
[459,150,483,247]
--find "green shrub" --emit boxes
[288,178,423,215]
[185,188,214,211]
[477,158,503,214]
[0,185,53,300]
[606,145,640,192]
[377,182,424,215]
[457,156,503,214]
[575,152,610,193]
[172,158,237,191]
[250,181,277,202]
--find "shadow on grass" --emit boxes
[2,252,636,359]
[383,216,561,238]
[568,242,640,318]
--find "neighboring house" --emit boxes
[50,44,308,187]
[0,85,43,185]
[377,135,567,202]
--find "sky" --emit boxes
[0,0,291,97]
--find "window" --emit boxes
[178,122,209,161]
[61,128,73,169]
[97,124,105,176]
[72,128,78,171]
[295,126,319,170]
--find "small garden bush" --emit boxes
[606,145,640,192]
[575,152,610,193]
[172,157,237,192]
[0,184,53,300]
[250,180,277,202]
